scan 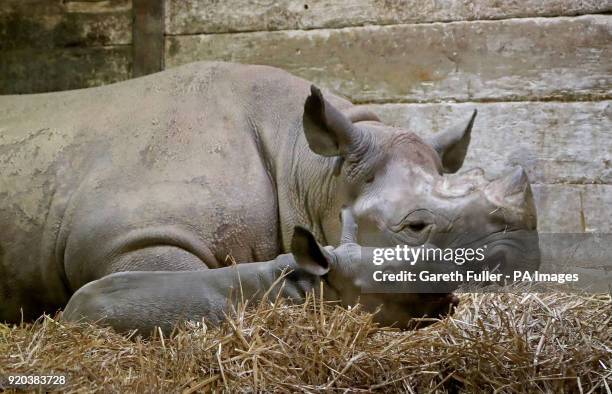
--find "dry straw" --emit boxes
[0,289,610,393]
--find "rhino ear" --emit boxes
[291,226,332,276]
[428,110,477,173]
[303,85,361,157]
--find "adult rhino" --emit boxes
[0,61,539,326]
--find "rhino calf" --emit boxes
[62,209,459,334]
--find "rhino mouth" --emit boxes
[407,293,460,329]
[421,293,459,312]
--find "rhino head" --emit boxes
[302,86,540,278]
[291,208,463,328]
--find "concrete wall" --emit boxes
[0,0,132,93]
[1,0,610,234]
[164,0,612,235]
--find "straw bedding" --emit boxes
[1,290,610,393]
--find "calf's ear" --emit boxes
[291,226,333,276]
[303,85,361,157]
[428,109,477,173]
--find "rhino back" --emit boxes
[0,61,312,320]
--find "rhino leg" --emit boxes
[100,246,214,274]
[63,222,224,292]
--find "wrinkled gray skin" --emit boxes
[64,208,460,334]
[0,61,538,327]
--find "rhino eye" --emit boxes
[407,221,427,232]
[365,175,375,184]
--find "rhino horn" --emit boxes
[340,206,358,244]
[303,85,363,157]
[485,167,537,229]
[495,166,529,197]
[428,109,477,173]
